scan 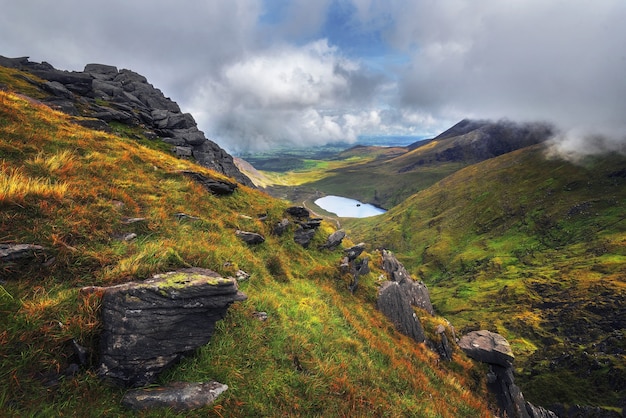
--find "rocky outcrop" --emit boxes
[319,229,346,250]
[97,268,246,387]
[381,250,434,315]
[283,207,322,248]
[179,170,238,195]
[122,381,228,411]
[459,330,558,418]
[377,281,426,343]
[0,55,253,187]
[236,230,265,245]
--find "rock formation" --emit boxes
[380,250,434,315]
[122,381,228,411]
[459,330,558,418]
[97,268,246,387]
[377,281,426,343]
[0,55,253,187]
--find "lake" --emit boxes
[314,195,387,218]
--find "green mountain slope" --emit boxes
[0,79,492,415]
[307,120,553,209]
[347,144,626,410]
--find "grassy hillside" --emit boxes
[347,144,626,410]
[0,86,493,416]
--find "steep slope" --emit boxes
[0,84,492,415]
[307,119,553,209]
[347,144,626,411]
[0,55,253,187]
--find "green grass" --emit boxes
[348,145,626,411]
[0,88,492,416]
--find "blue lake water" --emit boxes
[314,195,386,218]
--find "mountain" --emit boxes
[306,119,554,209]
[0,60,495,416]
[0,55,253,187]
[347,143,626,411]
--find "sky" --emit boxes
[1,0,625,155]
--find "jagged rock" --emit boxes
[0,243,46,262]
[458,330,514,367]
[436,324,453,361]
[487,364,530,418]
[298,218,322,229]
[72,117,112,132]
[253,311,268,321]
[180,170,237,195]
[97,268,246,387]
[285,206,310,219]
[319,229,346,249]
[234,269,250,282]
[344,243,366,261]
[549,404,620,418]
[377,281,426,343]
[236,230,265,245]
[294,227,316,248]
[525,403,559,418]
[349,257,369,293]
[122,381,228,411]
[0,56,254,187]
[273,218,290,236]
[381,250,434,315]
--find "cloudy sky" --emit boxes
[1,0,625,154]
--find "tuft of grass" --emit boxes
[0,165,69,204]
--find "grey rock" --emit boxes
[72,117,112,132]
[84,63,118,76]
[97,268,246,387]
[381,250,434,315]
[122,381,228,411]
[488,364,530,418]
[319,229,346,250]
[294,227,316,248]
[174,146,193,158]
[236,230,265,245]
[253,311,268,321]
[458,330,514,367]
[42,81,73,98]
[179,170,237,195]
[285,206,310,219]
[377,281,426,343]
[525,402,558,418]
[0,244,46,262]
[92,79,124,99]
[273,218,290,236]
[344,243,366,261]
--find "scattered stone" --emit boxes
[377,281,426,343]
[97,268,246,387]
[236,230,265,245]
[319,229,346,250]
[174,213,201,221]
[120,217,147,224]
[349,257,369,294]
[285,206,310,219]
[458,330,514,367]
[0,243,46,263]
[113,232,137,241]
[273,218,290,236]
[180,170,237,195]
[234,269,250,282]
[122,381,228,411]
[294,227,316,248]
[253,311,268,321]
[344,243,366,261]
[298,218,322,229]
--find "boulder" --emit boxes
[122,381,228,411]
[179,170,237,195]
[458,330,514,367]
[344,243,366,261]
[285,206,310,219]
[294,227,316,248]
[0,243,46,263]
[377,281,426,343]
[97,268,246,387]
[236,230,265,245]
[273,218,290,236]
[319,229,346,249]
[381,250,434,315]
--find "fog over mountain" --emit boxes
[1,0,625,155]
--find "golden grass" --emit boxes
[0,165,69,204]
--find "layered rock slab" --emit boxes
[97,268,246,387]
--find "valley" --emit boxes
[245,121,626,413]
